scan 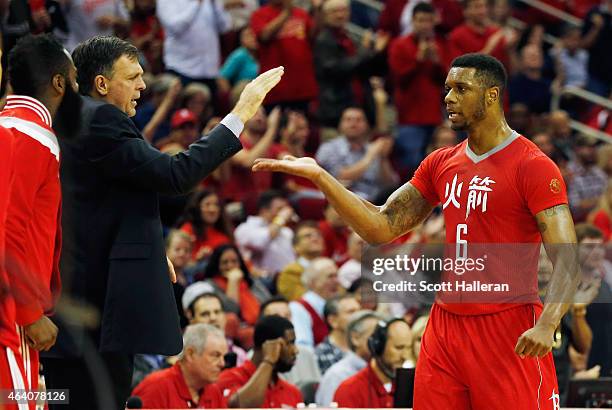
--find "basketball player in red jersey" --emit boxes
[0,46,32,410]
[252,53,578,409]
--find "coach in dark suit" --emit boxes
[41,36,283,409]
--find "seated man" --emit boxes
[333,319,413,408]
[315,294,361,374]
[277,221,325,301]
[217,315,303,408]
[289,257,340,347]
[132,324,228,408]
[182,284,248,367]
[316,310,380,406]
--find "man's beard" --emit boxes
[53,85,83,140]
[275,359,294,373]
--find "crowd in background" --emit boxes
[1,0,611,406]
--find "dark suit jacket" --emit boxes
[56,96,242,355]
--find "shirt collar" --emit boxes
[303,291,326,315]
[5,95,53,127]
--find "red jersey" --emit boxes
[333,364,394,408]
[132,362,226,409]
[0,95,62,326]
[250,5,318,105]
[0,126,18,351]
[217,360,303,408]
[388,34,449,126]
[410,132,568,315]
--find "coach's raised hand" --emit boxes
[231,67,284,124]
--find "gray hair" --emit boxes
[178,323,224,359]
[346,310,382,351]
[301,257,336,288]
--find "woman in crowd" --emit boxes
[197,244,270,325]
[178,189,233,262]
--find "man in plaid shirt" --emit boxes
[315,295,361,374]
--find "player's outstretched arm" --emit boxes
[515,204,579,358]
[252,156,434,244]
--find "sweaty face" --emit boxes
[103,55,145,117]
[54,64,83,140]
[192,296,227,330]
[444,67,488,131]
[200,193,221,225]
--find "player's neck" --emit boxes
[466,117,513,156]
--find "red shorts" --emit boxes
[0,346,32,410]
[414,304,560,410]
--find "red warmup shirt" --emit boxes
[250,5,318,105]
[0,96,62,326]
[410,132,568,315]
[318,220,350,266]
[333,364,394,408]
[448,24,509,69]
[132,362,226,408]
[216,360,303,408]
[0,126,19,350]
[388,34,449,125]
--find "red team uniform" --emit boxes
[0,95,63,396]
[410,131,566,410]
[0,125,32,410]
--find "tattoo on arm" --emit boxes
[381,183,434,237]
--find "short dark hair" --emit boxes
[257,190,286,213]
[72,36,139,96]
[413,2,435,16]
[260,296,289,317]
[323,294,356,325]
[254,315,294,348]
[8,34,72,98]
[187,292,224,318]
[451,53,507,98]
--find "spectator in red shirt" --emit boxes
[388,2,448,170]
[178,189,233,262]
[132,324,228,409]
[129,0,164,74]
[333,319,413,408]
[217,315,303,408]
[221,107,285,204]
[448,0,515,69]
[250,0,319,110]
[197,244,271,325]
[588,181,612,241]
[319,204,351,265]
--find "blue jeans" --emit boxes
[396,125,434,169]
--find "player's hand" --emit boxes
[253,155,322,181]
[167,256,177,283]
[262,338,285,364]
[231,67,284,124]
[25,316,58,351]
[514,323,555,358]
[591,13,604,29]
